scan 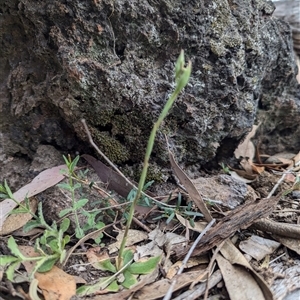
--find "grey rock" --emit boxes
[0,0,298,179]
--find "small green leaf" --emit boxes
[75,227,84,239]
[166,211,175,224]
[10,207,29,214]
[60,218,70,233]
[6,261,20,281]
[184,211,203,217]
[4,180,14,199]
[189,218,195,228]
[37,257,58,273]
[122,269,138,289]
[74,199,89,210]
[143,180,154,191]
[127,256,161,275]
[69,155,80,173]
[48,239,59,252]
[122,249,134,266]
[57,183,74,191]
[62,155,70,167]
[76,276,114,296]
[63,235,71,246]
[97,258,117,273]
[23,220,43,232]
[127,189,136,201]
[7,237,25,259]
[0,255,19,265]
[106,280,119,292]
[175,50,185,81]
[58,208,73,217]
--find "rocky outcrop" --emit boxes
[0,0,298,180]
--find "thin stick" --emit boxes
[267,159,300,198]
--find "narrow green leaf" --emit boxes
[58,208,73,217]
[70,155,80,172]
[184,211,203,217]
[127,256,161,275]
[166,211,175,224]
[189,218,195,228]
[62,155,70,167]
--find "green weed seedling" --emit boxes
[58,155,105,241]
[0,198,71,280]
[152,193,203,227]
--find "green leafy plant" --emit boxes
[152,193,203,227]
[58,155,105,241]
[77,248,161,295]
[0,199,71,280]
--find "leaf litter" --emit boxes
[1,125,300,299]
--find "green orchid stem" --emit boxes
[117,51,191,270]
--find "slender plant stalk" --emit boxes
[116,50,192,269]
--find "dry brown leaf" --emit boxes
[35,266,76,300]
[239,235,280,261]
[216,253,266,300]
[234,124,260,161]
[272,235,300,255]
[220,240,274,300]
[0,197,38,235]
[166,257,208,279]
[133,271,203,300]
[168,150,212,222]
[251,164,265,174]
[240,158,254,174]
[18,246,76,300]
[108,229,147,253]
[176,213,207,233]
[0,165,66,231]
[229,170,258,183]
[86,247,110,269]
